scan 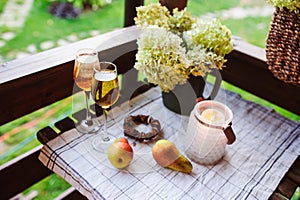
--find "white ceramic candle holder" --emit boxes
[185,100,235,165]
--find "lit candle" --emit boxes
[186,101,235,165]
[201,108,225,124]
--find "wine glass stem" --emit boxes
[102,109,110,142]
[84,91,92,122]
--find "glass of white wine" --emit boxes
[73,48,101,133]
[91,61,120,151]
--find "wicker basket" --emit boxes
[266,7,300,85]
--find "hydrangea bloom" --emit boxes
[186,46,220,77]
[169,8,195,34]
[134,3,170,29]
[134,4,234,92]
[266,0,300,12]
[183,19,234,57]
[134,27,188,92]
[134,3,195,33]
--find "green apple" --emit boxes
[107,137,134,169]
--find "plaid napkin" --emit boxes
[39,87,300,200]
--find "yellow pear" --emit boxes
[152,139,193,173]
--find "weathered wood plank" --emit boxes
[0,146,53,199]
[0,62,74,126]
[287,155,300,184]
[0,26,141,84]
[159,0,188,11]
[222,39,300,115]
[124,0,144,27]
[36,126,58,145]
[277,177,298,199]
[54,117,75,132]
[270,156,300,200]
[269,192,287,200]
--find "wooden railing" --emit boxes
[0,1,299,199]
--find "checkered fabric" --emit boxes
[39,87,300,200]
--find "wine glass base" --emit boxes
[76,118,101,134]
[92,135,117,152]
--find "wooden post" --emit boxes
[124,0,144,27]
[159,0,188,12]
[123,0,145,102]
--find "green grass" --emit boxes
[144,0,272,49]
[187,0,241,14]
[24,174,71,199]
[222,16,272,48]
[0,2,5,13]
[145,0,242,12]
[0,0,125,61]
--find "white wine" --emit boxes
[74,54,99,91]
[91,69,120,109]
[90,62,119,150]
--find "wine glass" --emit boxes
[73,48,101,133]
[91,61,120,151]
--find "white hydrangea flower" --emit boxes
[134,3,170,29]
[183,19,234,57]
[134,26,189,92]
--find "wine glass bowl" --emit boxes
[91,62,120,110]
[91,61,120,150]
[73,48,101,134]
[74,52,97,91]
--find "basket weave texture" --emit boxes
[266,7,300,85]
